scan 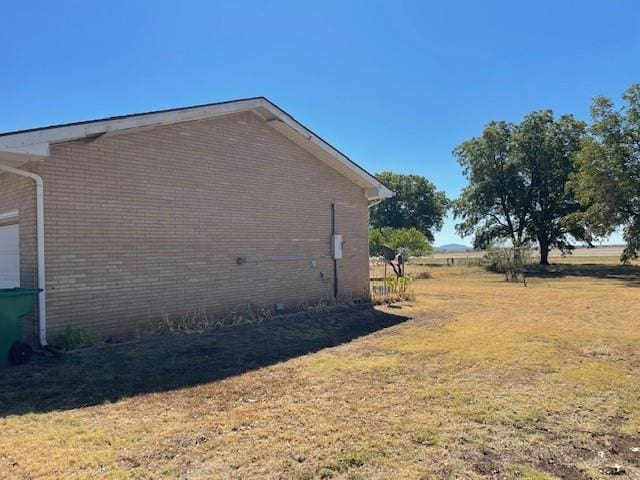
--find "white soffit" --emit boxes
[0,97,393,200]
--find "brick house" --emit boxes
[0,98,393,345]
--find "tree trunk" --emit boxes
[539,241,550,265]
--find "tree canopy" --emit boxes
[568,84,640,263]
[453,121,529,249]
[518,111,587,264]
[453,111,586,264]
[369,227,432,257]
[369,172,448,242]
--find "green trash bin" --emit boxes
[0,288,41,367]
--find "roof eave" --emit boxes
[0,98,392,197]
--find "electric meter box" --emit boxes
[331,234,343,259]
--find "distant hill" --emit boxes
[436,243,472,252]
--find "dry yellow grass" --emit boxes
[1,258,639,479]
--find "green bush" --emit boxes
[385,274,412,294]
[368,227,385,257]
[54,326,95,351]
[369,227,432,257]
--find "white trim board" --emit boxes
[0,98,393,200]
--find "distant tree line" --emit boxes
[370,83,640,265]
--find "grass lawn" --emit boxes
[1,258,639,479]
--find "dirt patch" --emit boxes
[471,453,591,480]
[608,434,640,467]
[471,450,503,477]
[537,459,591,480]
[474,459,502,477]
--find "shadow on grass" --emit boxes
[524,262,640,286]
[0,305,410,417]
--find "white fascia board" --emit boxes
[0,98,265,154]
[0,97,394,199]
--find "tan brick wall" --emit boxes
[2,111,370,341]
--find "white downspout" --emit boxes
[0,164,47,346]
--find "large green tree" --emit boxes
[569,84,640,263]
[369,172,448,242]
[517,111,587,264]
[453,111,586,264]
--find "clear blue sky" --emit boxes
[2,1,638,245]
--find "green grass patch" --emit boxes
[506,465,556,479]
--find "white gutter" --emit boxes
[0,164,47,346]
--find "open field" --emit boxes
[1,259,639,479]
[432,246,625,260]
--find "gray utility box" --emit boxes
[331,234,343,259]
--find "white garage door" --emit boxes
[0,224,20,288]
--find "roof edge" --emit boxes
[0,97,394,199]
[0,96,267,138]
